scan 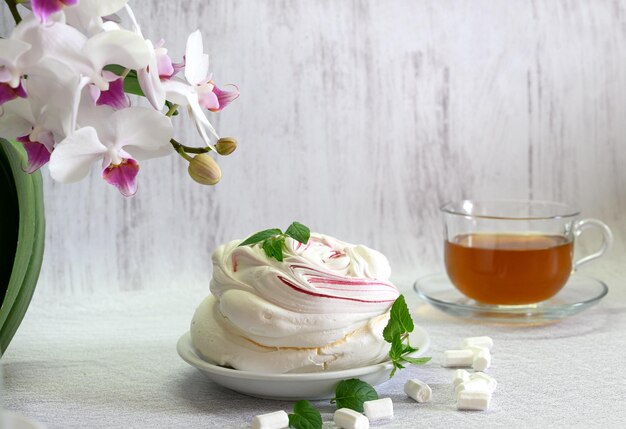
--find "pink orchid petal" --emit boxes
[152,39,175,78]
[94,76,129,110]
[210,84,240,112]
[32,0,78,22]
[156,52,175,79]
[17,134,52,173]
[0,81,27,106]
[102,158,139,197]
[198,89,219,111]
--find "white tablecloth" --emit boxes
[3,264,626,429]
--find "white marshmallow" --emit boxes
[455,379,490,398]
[452,369,471,388]
[465,345,489,356]
[442,349,474,367]
[472,348,491,371]
[251,410,289,429]
[333,408,369,429]
[462,336,493,351]
[457,390,492,411]
[363,398,393,421]
[404,379,432,403]
[470,372,497,393]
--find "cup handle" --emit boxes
[572,219,613,270]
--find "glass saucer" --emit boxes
[413,273,608,323]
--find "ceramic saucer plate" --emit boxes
[414,273,608,323]
[177,326,430,400]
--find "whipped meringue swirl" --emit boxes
[190,233,400,373]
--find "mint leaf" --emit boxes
[382,320,400,343]
[263,235,285,261]
[383,296,413,343]
[238,228,282,247]
[288,400,322,429]
[331,379,378,412]
[389,295,414,334]
[285,221,310,244]
[402,356,432,366]
[389,336,404,361]
[238,222,311,262]
[383,295,431,378]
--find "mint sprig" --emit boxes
[288,400,322,429]
[285,221,311,244]
[238,222,310,261]
[238,228,282,247]
[262,235,286,262]
[330,378,378,412]
[383,295,431,377]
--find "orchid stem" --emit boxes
[175,145,193,162]
[4,0,21,24]
[170,138,212,158]
[166,103,179,117]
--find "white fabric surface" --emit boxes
[3,263,626,429]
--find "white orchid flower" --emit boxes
[136,38,185,111]
[12,14,151,111]
[11,13,86,68]
[0,98,56,173]
[163,30,239,148]
[64,0,130,34]
[49,95,174,196]
[0,0,238,197]
[75,30,151,104]
[124,4,180,111]
[0,59,82,172]
[180,30,239,112]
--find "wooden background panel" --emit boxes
[1,0,625,295]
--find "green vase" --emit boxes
[0,138,45,357]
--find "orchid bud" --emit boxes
[188,154,222,185]
[215,137,237,156]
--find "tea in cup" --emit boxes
[441,200,613,305]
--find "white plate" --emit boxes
[177,326,430,400]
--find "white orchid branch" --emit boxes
[0,0,239,193]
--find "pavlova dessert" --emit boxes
[190,223,402,374]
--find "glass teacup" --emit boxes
[441,200,613,305]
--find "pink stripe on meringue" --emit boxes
[288,264,396,289]
[278,276,396,304]
[307,277,396,287]
[314,286,396,293]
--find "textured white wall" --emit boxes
[2,0,625,294]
